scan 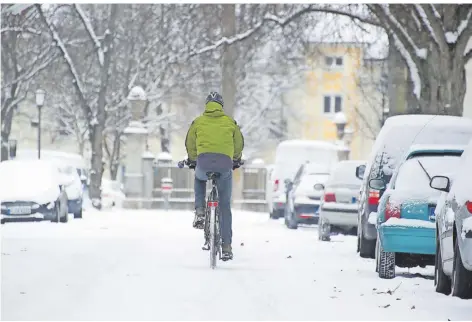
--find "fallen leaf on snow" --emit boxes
[379,304,390,308]
[240,242,244,246]
[411,306,415,310]
[286,255,292,259]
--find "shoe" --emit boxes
[221,244,233,261]
[193,207,205,229]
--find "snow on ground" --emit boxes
[2,210,472,320]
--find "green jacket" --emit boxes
[185,102,244,162]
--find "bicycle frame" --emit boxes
[206,179,221,269]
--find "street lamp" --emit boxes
[35,89,46,159]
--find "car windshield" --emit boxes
[298,173,330,191]
[328,162,363,187]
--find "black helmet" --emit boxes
[206,91,224,107]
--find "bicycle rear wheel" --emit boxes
[210,202,218,269]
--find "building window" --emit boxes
[335,96,342,113]
[324,96,331,113]
[325,55,344,68]
[323,95,343,114]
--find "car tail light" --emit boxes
[324,192,336,203]
[466,201,472,213]
[274,179,279,192]
[368,190,380,205]
[385,198,400,220]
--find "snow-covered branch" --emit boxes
[1,26,41,34]
[73,4,105,66]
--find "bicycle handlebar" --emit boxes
[177,158,244,170]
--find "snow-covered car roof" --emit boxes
[304,162,331,174]
[0,159,62,204]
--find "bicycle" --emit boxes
[178,158,243,269]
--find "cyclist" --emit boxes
[185,91,244,260]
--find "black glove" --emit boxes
[187,159,196,169]
[232,159,243,170]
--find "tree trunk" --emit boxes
[88,4,119,208]
[221,4,237,118]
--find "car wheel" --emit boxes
[451,236,472,299]
[270,210,278,220]
[435,236,451,295]
[378,240,395,279]
[74,209,83,219]
[51,203,60,223]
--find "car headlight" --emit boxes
[32,204,40,210]
[47,202,55,210]
[1,204,6,210]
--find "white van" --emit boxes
[268,140,339,219]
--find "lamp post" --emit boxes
[35,89,46,159]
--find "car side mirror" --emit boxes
[314,183,325,191]
[430,175,450,192]
[369,178,386,190]
[356,164,366,180]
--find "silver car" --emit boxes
[318,160,365,241]
[430,139,472,299]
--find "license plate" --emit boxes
[429,207,436,221]
[9,206,32,215]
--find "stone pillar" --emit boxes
[142,151,155,209]
[123,125,148,208]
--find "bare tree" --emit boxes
[1,5,56,160]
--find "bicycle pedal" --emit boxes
[221,254,233,261]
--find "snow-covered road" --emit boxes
[2,210,471,320]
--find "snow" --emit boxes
[463,217,472,233]
[391,155,461,203]
[127,86,147,101]
[2,209,472,320]
[156,152,172,161]
[368,212,378,225]
[328,160,365,186]
[414,5,440,46]
[74,4,104,66]
[0,160,60,205]
[446,10,472,44]
[141,151,155,159]
[123,126,148,135]
[450,138,472,204]
[251,158,265,165]
[391,33,422,99]
[382,217,436,229]
[333,112,347,125]
[365,115,472,180]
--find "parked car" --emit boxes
[284,162,331,229]
[101,179,125,209]
[371,144,464,279]
[356,115,472,259]
[269,140,339,219]
[0,159,69,224]
[318,160,366,241]
[53,160,84,218]
[430,139,472,299]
